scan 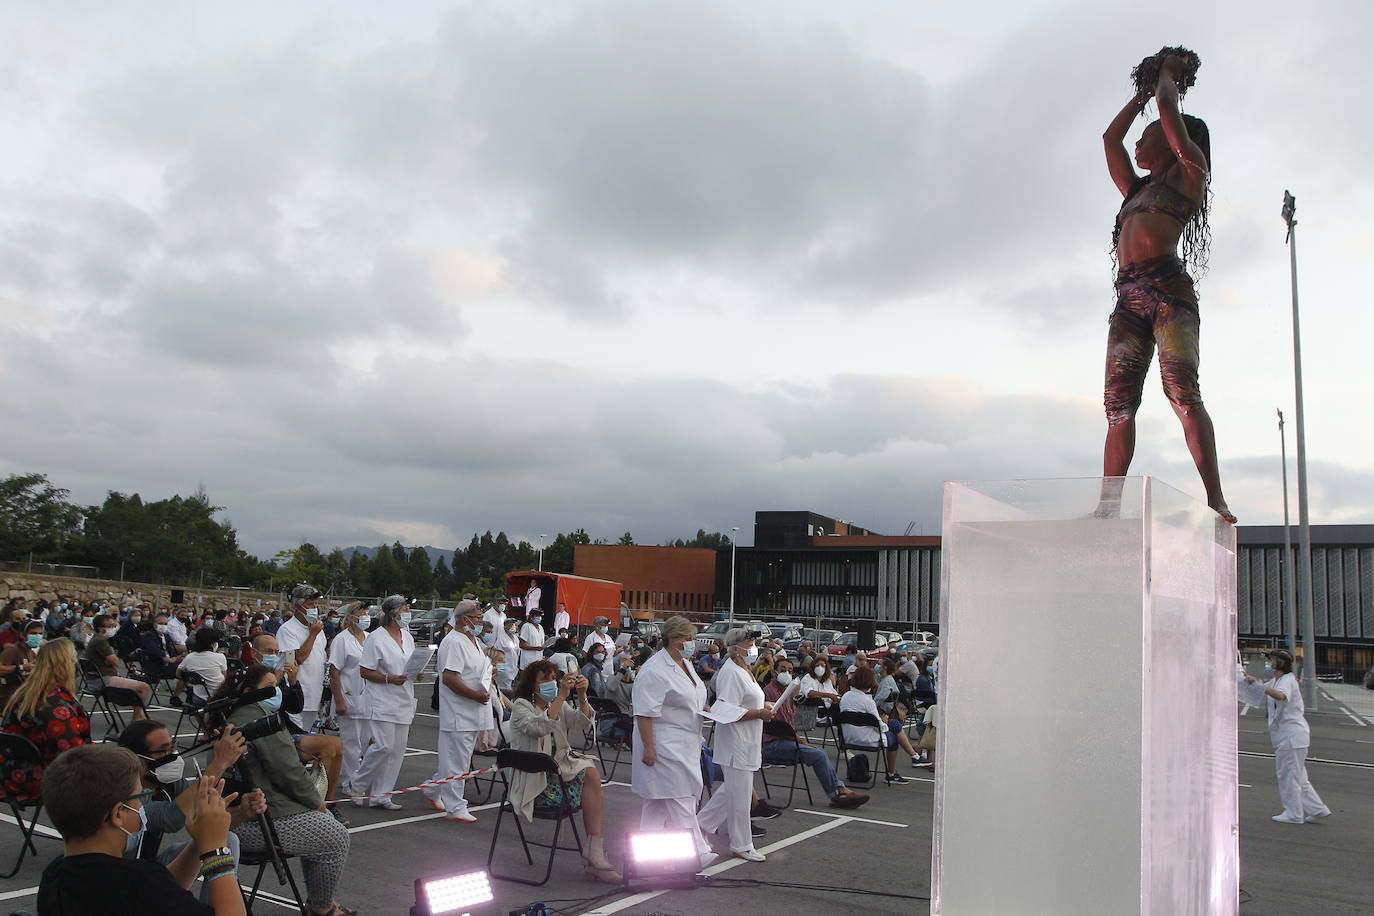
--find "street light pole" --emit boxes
[1283,190,1318,708]
[1278,409,1297,653]
[730,527,739,622]
[538,534,546,572]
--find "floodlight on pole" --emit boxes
[410,869,494,915]
[1282,190,1318,709]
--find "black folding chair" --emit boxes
[759,720,814,807]
[585,696,632,781]
[237,807,308,914]
[76,658,117,733]
[0,734,49,878]
[835,710,885,789]
[100,685,151,740]
[175,671,209,747]
[486,749,584,887]
[468,714,509,805]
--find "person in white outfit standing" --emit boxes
[494,618,521,693]
[482,597,510,636]
[327,603,373,798]
[632,615,715,868]
[582,616,616,659]
[355,595,420,810]
[426,599,492,823]
[1242,648,1330,825]
[552,601,571,635]
[695,627,774,862]
[276,584,328,733]
[518,609,546,672]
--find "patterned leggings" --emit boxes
[1104,254,1204,425]
[234,809,350,908]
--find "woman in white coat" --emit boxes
[696,627,774,862]
[426,599,492,823]
[354,595,420,810]
[326,603,373,798]
[632,615,714,867]
[1242,648,1330,824]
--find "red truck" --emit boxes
[506,570,624,629]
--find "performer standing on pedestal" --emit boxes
[1100,48,1234,523]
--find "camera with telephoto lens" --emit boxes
[234,712,289,742]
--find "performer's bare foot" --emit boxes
[1210,498,1236,524]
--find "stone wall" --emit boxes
[2,571,286,613]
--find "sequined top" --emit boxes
[1118,179,1198,226]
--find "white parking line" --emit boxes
[346,799,502,833]
[580,817,853,916]
[0,811,61,839]
[0,887,38,902]
[793,808,909,828]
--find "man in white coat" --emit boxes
[482,597,510,634]
[275,584,327,733]
[552,601,571,635]
[1241,648,1331,824]
[426,599,492,823]
[525,583,542,620]
[582,615,616,658]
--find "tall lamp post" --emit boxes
[538,534,546,572]
[729,527,739,622]
[1278,410,1297,653]
[1283,190,1318,708]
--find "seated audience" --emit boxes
[1,638,92,801]
[840,666,916,785]
[0,619,43,705]
[86,614,152,718]
[141,613,188,704]
[761,657,868,808]
[179,627,229,702]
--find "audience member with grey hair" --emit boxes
[276,584,327,733]
[354,596,420,810]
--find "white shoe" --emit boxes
[1305,809,1331,823]
[372,800,403,811]
[1271,813,1304,824]
[733,848,766,862]
[444,811,478,823]
[696,852,720,870]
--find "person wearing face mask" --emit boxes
[327,603,372,800]
[423,600,493,823]
[582,614,616,658]
[166,607,189,654]
[275,585,328,733]
[632,616,714,867]
[355,595,422,810]
[85,613,153,718]
[495,620,521,692]
[509,660,621,882]
[761,658,868,809]
[0,620,44,705]
[797,656,841,723]
[1,639,91,803]
[1241,648,1331,824]
[840,666,911,786]
[141,613,189,706]
[36,744,247,916]
[695,628,774,862]
[178,627,229,703]
[116,719,264,898]
[214,665,356,916]
[597,659,637,748]
[251,635,346,813]
[695,641,724,680]
[580,642,609,696]
[518,607,547,671]
[481,597,508,634]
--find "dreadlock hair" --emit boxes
[1112,113,1212,280]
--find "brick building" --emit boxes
[573,544,717,617]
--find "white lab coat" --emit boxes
[632,648,708,800]
[553,608,570,632]
[494,629,520,689]
[582,630,616,657]
[360,627,417,725]
[482,607,509,633]
[518,621,546,670]
[437,629,493,733]
[707,660,764,771]
[276,616,327,731]
[525,587,542,615]
[327,629,371,720]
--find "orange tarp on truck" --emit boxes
[506,571,623,629]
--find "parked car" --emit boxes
[763,622,804,648]
[902,630,938,647]
[826,632,889,659]
[889,639,938,660]
[798,628,839,652]
[877,630,904,646]
[409,607,453,645]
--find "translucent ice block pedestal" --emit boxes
[932,478,1237,916]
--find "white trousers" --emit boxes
[338,715,368,793]
[428,729,479,816]
[1275,746,1327,819]
[695,764,755,854]
[355,720,410,804]
[640,796,710,857]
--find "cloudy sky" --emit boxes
[4,0,1370,557]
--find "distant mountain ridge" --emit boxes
[341,545,456,569]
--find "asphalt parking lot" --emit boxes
[2,696,1370,915]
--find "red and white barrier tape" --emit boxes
[326,765,497,806]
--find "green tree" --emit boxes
[617,532,635,545]
[272,543,329,592]
[406,546,435,597]
[348,550,373,597]
[666,529,734,549]
[370,543,404,596]
[0,473,83,561]
[433,555,454,598]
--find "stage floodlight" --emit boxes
[411,869,495,916]
[623,830,700,890]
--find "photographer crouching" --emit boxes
[209,664,355,916]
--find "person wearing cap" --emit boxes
[582,616,616,659]
[355,595,420,810]
[482,597,510,635]
[695,627,774,862]
[327,603,373,799]
[425,599,492,823]
[1241,649,1331,824]
[276,585,328,733]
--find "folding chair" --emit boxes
[237,807,307,914]
[585,696,632,781]
[486,749,584,887]
[835,710,884,789]
[76,658,117,733]
[468,715,509,805]
[758,720,814,807]
[175,671,209,747]
[100,685,151,740]
[0,734,49,878]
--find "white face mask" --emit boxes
[813,666,826,678]
[744,646,759,663]
[148,754,185,784]
[775,672,793,686]
[356,615,371,630]
[104,627,119,638]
